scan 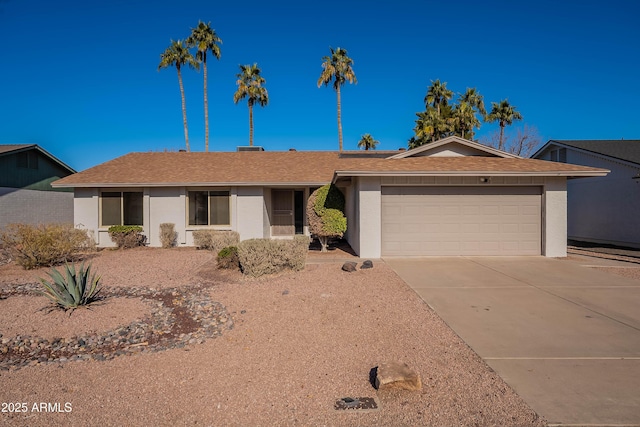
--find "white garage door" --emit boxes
[381,186,542,256]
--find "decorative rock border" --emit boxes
[0,283,233,371]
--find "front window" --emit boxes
[188,190,230,226]
[101,191,143,226]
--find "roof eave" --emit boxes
[51,181,333,189]
[331,169,609,183]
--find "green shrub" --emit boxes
[108,225,146,249]
[313,183,345,215]
[39,262,102,311]
[159,223,177,248]
[237,235,309,277]
[307,184,347,252]
[217,246,240,270]
[193,230,240,252]
[321,208,347,236]
[0,223,94,270]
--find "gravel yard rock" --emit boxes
[0,248,545,426]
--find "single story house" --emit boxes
[533,139,640,248]
[52,136,608,258]
[0,144,76,228]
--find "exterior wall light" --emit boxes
[479,177,491,183]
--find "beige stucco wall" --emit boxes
[148,187,186,246]
[236,186,266,240]
[75,186,272,247]
[73,177,569,256]
[342,182,359,255]
[352,175,568,258]
[73,188,101,245]
[356,176,383,259]
[542,177,567,257]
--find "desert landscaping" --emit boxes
[0,247,546,426]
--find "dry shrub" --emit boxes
[159,223,177,248]
[193,230,239,252]
[0,223,95,270]
[238,235,309,277]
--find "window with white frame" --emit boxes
[188,190,230,226]
[101,191,143,226]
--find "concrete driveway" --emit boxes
[386,256,640,426]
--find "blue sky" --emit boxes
[1,0,639,171]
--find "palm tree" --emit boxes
[233,63,269,147]
[486,99,523,150]
[317,47,357,151]
[452,102,482,139]
[459,87,486,140]
[187,21,222,152]
[158,40,199,152]
[414,106,453,145]
[424,79,453,115]
[357,133,379,150]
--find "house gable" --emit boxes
[533,140,640,168]
[387,136,519,159]
[0,144,76,191]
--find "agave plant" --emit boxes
[39,262,102,310]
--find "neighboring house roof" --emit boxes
[533,140,640,166]
[0,144,35,155]
[53,149,607,188]
[0,144,76,173]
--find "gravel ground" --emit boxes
[0,248,544,426]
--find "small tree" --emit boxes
[307,184,347,252]
[480,124,542,157]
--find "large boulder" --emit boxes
[375,361,422,391]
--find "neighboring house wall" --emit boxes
[564,151,640,247]
[0,187,74,228]
[0,147,75,229]
[0,150,73,192]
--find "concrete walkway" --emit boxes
[386,256,640,426]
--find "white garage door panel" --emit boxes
[382,186,542,256]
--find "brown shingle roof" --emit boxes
[52,151,607,188]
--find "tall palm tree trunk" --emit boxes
[177,67,190,152]
[249,104,254,146]
[336,86,343,151]
[203,56,209,152]
[498,123,505,150]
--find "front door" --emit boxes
[272,189,305,236]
